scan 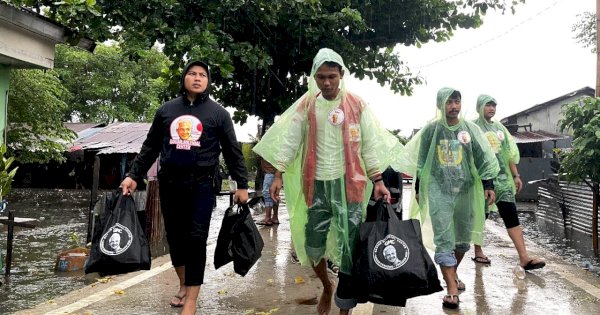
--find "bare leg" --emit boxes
[339,309,350,315]
[441,265,459,296]
[181,285,200,315]
[455,251,465,266]
[261,206,273,224]
[271,202,279,224]
[454,251,466,290]
[507,225,544,266]
[170,266,187,306]
[312,259,335,315]
[474,244,485,258]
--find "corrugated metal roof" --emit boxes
[510,130,568,144]
[501,87,594,123]
[69,122,150,154]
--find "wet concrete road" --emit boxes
[16,191,600,315]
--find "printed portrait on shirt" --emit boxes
[169,115,202,150]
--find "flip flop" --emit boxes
[522,259,546,271]
[271,220,280,225]
[169,295,185,308]
[256,220,273,226]
[471,256,491,264]
[442,295,460,309]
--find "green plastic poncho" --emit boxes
[253,48,403,274]
[474,95,520,209]
[399,87,499,254]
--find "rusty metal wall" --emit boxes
[538,179,594,236]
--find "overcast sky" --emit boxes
[233,0,595,140]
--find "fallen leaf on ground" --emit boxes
[97,277,113,283]
[256,308,279,315]
[218,289,228,294]
[266,278,274,284]
[294,276,305,284]
[114,289,125,295]
[46,300,56,305]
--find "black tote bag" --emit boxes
[214,203,264,276]
[354,199,442,306]
[85,192,151,275]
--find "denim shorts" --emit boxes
[262,173,275,207]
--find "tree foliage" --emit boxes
[7,0,524,127]
[558,97,600,184]
[7,44,171,163]
[7,68,76,163]
[572,11,596,53]
[54,44,171,123]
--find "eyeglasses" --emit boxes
[186,71,208,79]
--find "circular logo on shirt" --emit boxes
[497,130,505,142]
[373,234,409,271]
[170,115,202,141]
[100,223,133,256]
[457,130,471,144]
[328,108,344,126]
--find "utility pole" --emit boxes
[597,0,600,97]
[594,0,600,254]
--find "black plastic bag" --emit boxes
[214,203,264,276]
[85,191,151,275]
[354,199,442,306]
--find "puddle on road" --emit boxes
[0,189,236,314]
[2,188,600,314]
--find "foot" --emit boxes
[316,279,335,315]
[455,278,466,291]
[442,294,460,309]
[169,294,186,307]
[326,260,339,275]
[181,301,197,315]
[271,219,280,225]
[256,220,273,226]
[290,251,300,264]
[521,258,545,270]
[471,256,492,264]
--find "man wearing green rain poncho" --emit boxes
[403,87,499,309]
[253,48,403,315]
[472,95,545,269]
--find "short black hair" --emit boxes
[449,90,461,100]
[322,61,342,73]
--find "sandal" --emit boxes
[327,260,339,274]
[169,295,186,308]
[455,278,466,291]
[442,294,460,309]
[522,259,546,271]
[471,256,491,264]
[256,220,273,226]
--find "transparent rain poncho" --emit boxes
[473,94,520,207]
[399,87,499,253]
[253,48,404,273]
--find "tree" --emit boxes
[559,97,600,253]
[54,44,172,123]
[572,11,596,53]
[7,44,171,164]
[8,0,524,128]
[7,68,76,164]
